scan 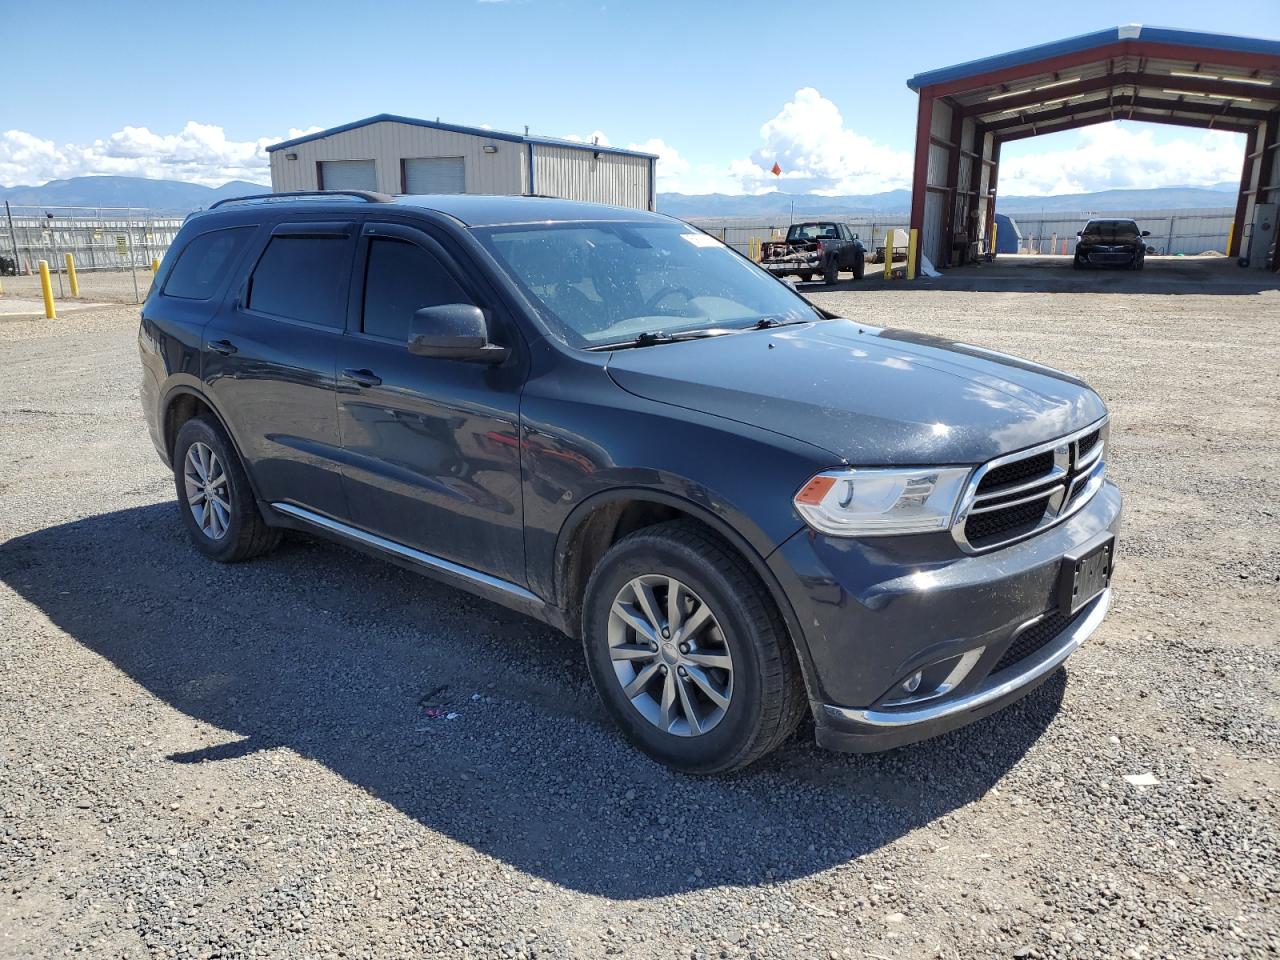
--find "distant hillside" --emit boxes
[659,185,1237,218]
[0,176,269,212]
[0,174,1239,218]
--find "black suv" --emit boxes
[139,191,1122,773]
[1074,218,1150,269]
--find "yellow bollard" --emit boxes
[1225,222,1234,257]
[991,221,999,260]
[151,257,161,274]
[64,253,79,298]
[883,230,893,280]
[907,228,918,281]
[38,260,56,319]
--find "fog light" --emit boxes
[902,671,923,694]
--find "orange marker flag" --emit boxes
[771,162,782,176]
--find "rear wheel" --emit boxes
[582,521,806,774]
[1073,255,1083,270]
[823,258,839,285]
[798,272,813,283]
[173,416,280,563]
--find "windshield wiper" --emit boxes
[751,315,811,330]
[587,327,737,351]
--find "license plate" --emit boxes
[1057,537,1114,616]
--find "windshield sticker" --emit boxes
[681,233,722,248]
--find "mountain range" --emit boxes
[0,175,1239,218]
[0,176,269,212]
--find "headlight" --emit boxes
[793,466,972,537]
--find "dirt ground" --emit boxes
[1,276,1277,959]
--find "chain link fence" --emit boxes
[2,203,184,303]
[688,209,1237,262]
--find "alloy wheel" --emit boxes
[607,574,734,736]
[183,441,232,540]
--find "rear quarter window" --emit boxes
[162,227,253,300]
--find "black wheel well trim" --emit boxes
[551,487,822,703]
[159,384,265,505]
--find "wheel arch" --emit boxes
[160,385,265,504]
[552,488,820,703]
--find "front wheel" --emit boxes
[173,416,280,563]
[582,521,806,774]
[852,252,865,280]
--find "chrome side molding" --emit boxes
[270,502,543,607]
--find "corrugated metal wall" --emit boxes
[531,144,651,210]
[267,122,653,209]
[269,122,524,195]
[921,100,953,266]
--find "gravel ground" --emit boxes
[1,282,1277,959]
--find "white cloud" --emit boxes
[999,123,1244,195]
[0,121,320,188]
[737,87,913,195]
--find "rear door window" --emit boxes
[163,227,253,300]
[247,235,351,326]
[361,237,472,342]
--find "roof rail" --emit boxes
[208,190,394,210]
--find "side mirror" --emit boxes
[1141,230,1150,237]
[851,232,860,240]
[408,304,508,363]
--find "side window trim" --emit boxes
[345,221,482,341]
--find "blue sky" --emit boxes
[2,0,1277,195]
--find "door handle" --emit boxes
[341,368,383,388]
[207,338,238,356]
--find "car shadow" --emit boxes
[1,503,1066,900]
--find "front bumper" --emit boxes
[768,480,1122,752]
[816,588,1110,751]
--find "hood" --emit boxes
[605,318,1106,466]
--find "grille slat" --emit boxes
[958,422,1108,552]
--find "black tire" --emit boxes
[799,272,814,283]
[852,252,865,280]
[823,258,839,285]
[581,520,807,774]
[172,416,280,563]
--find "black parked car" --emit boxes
[1074,218,1150,269]
[139,191,1121,773]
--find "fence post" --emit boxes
[38,260,56,319]
[64,253,79,297]
[4,201,18,273]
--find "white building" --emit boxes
[267,114,657,211]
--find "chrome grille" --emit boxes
[954,419,1109,552]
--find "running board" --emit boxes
[270,502,547,617]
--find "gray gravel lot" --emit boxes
[1,276,1277,959]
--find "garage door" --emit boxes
[403,157,465,195]
[318,160,377,191]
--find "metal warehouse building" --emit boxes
[905,25,1280,272]
[267,113,658,210]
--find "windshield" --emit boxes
[474,221,823,347]
[1082,220,1140,240]
[789,223,840,241]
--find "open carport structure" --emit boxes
[905,25,1280,273]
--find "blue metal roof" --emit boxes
[907,25,1280,91]
[266,113,658,160]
